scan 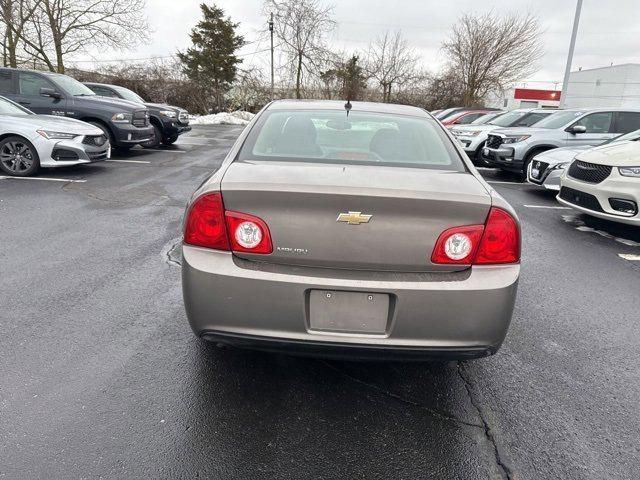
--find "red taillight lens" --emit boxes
[431,207,520,265]
[184,192,230,250]
[184,192,273,255]
[225,211,273,254]
[475,208,520,264]
[431,225,484,264]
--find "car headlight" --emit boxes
[160,110,177,118]
[502,135,531,144]
[551,162,570,170]
[111,112,133,123]
[619,166,640,177]
[36,130,78,140]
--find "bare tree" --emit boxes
[0,0,41,67]
[366,30,419,103]
[442,12,543,105]
[17,0,148,73]
[263,0,335,99]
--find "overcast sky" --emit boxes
[79,0,640,89]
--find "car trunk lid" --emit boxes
[221,161,492,272]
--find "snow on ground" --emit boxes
[190,111,255,126]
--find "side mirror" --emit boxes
[40,87,62,99]
[567,125,587,134]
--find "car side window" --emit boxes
[522,113,546,126]
[0,71,14,94]
[573,112,613,133]
[614,112,640,134]
[92,86,117,98]
[18,72,54,96]
[458,113,483,124]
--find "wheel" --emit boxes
[0,135,40,176]
[163,134,178,146]
[87,121,116,148]
[142,124,162,149]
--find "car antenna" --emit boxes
[344,98,352,117]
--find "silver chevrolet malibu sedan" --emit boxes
[181,100,520,360]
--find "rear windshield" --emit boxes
[238,110,466,171]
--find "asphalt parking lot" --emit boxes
[2,125,640,480]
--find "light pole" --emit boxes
[269,12,274,101]
[559,0,583,108]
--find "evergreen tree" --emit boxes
[177,3,244,111]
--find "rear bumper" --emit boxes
[182,245,519,359]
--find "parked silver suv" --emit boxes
[482,109,640,176]
[451,108,554,164]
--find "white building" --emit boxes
[563,63,640,108]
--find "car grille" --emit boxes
[486,134,503,149]
[567,160,612,184]
[178,111,189,124]
[132,110,149,127]
[530,160,549,180]
[82,135,108,147]
[559,186,604,212]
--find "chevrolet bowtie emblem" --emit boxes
[336,211,372,225]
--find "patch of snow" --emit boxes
[190,111,255,126]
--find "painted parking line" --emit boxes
[0,175,86,183]
[523,205,571,209]
[107,159,151,164]
[476,167,497,171]
[619,254,640,261]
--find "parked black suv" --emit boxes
[0,68,153,150]
[84,82,191,148]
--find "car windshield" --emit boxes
[49,74,97,96]
[239,109,466,171]
[532,110,585,129]
[0,96,32,115]
[112,86,145,104]
[471,112,503,124]
[435,108,459,119]
[488,111,528,127]
[605,128,640,144]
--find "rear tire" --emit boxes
[0,135,40,177]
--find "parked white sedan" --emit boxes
[529,129,640,190]
[0,96,110,177]
[558,139,640,226]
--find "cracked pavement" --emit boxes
[1,125,639,479]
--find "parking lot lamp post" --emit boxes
[559,0,583,108]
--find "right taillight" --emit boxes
[183,191,272,254]
[431,207,520,265]
[475,207,520,265]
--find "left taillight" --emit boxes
[183,192,272,254]
[184,192,230,250]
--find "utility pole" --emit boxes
[269,12,274,101]
[559,0,583,108]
